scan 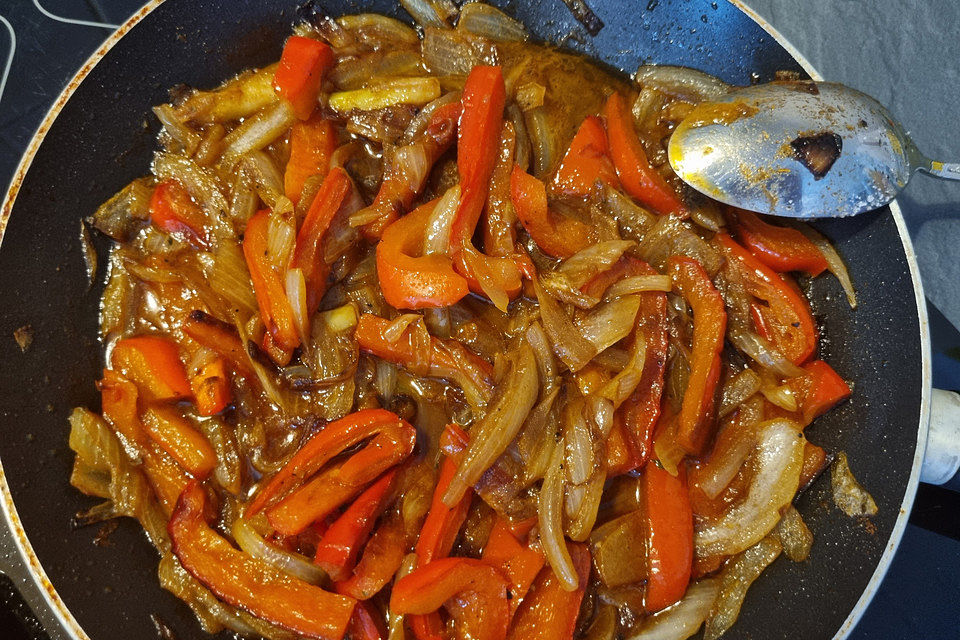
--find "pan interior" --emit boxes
[0,1,923,638]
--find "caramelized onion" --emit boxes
[626,579,719,640]
[702,537,781,640]
[231,518,329,585]
[635,65,731,103]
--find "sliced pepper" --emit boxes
[315,469,399,581]
[481,517,545,615]
[507,541,590,640]
[273,35,335,120]
[798,359,851,424]
[182,310,253,375]
[243,209,300,353]
[189,357,231,416]
[355,314,494,396]
[111,335,192,402]
[376,200,470,309]
[668,256,726,455]
[732,209,828,276]
[717,232,818,364]
[169,481,356,640]
[483,121,519,258]
[149,180,208,246]
[603,92,684,216]
[141,405,217,479]
[290,166,354,313]
[347,601,387,640]
[360,101,462,239]
[247,408,414,516]
[510,165,592,258]
[335,512,408,600]
[642,461,693,613]
[450,65,506,251]
[553,115,619,197]
[391,558,510,640]
[285,115,337,202]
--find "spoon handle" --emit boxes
[918,160,960,182]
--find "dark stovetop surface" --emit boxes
[1,1,958,639]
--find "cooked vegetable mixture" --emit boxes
[70,3,868,639]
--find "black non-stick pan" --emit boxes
[0,1,933,638]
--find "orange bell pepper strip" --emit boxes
[360,102,462,240]
[509,165,592,258]
[335,512,407,600]
[391,558,510,640]
[243,209,301,353]
[799,441,829,489]
[483,121,519,257]
[376,200,470,309]
[732,209,828,276]
[798,359,851,424]
[408,426,471,640]
[481,518,545,615]
[169,481,356,640]
[149,180,208,247]
[605,416,643,476]
[248,408,414,516]
[717,232,818,364]
[291,166,354,314]
[111,335,192,402]
[668,256,726,455]
[315,469,399,581]
[347,601,387,640]
[285,115,337,202]
[189,357,231,416]
[273,35,334,121]
[450,65,506,251]
[182,310,253,376]
[553,115,619,197]
[507,542,590,640]
[603,92,685,216]
[140,405,217,479]
[355,314,494,394]
[642,461,693,613]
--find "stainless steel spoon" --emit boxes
[668,81,960,218]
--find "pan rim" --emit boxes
[0,1,932,639]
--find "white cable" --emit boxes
[0,15,14,106]
[32,0,120,30]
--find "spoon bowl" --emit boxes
[668,81,958,218]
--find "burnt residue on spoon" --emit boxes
[791,131,843,180]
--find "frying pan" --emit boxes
[0,0,946,638]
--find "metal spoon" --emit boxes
[668,81,960,218]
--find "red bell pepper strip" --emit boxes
[347,601,387,640]
[376,200,470,309]
[355,314,494,394]
[603,92,685,216]
[732,209,828,276]
[450,65,506,252]
[243,209,301,353]
[111,335,192,402]
[182,310,253,376]
[605,416,643,476]
[391,558,510,640]
[642,461,693,613]
[140,405,217,479]
[798,359,851,424]
[291,166,353,314]
[509,165,592,258]
[335,512,407,600]
[273,36,334,121]
[360,102,462,240]
[506,542,590,640]
[553,115,619,197]
[169,481,356,640]
[717,232,818,364]
[668,256,726,455]
[481,518,545,615]
[285,115,337,202]
[189,357,231,416]
[315,469,399,581]
[247,409,414,516]
[149,180,208,246]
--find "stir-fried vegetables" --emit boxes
[70,5,870,640]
